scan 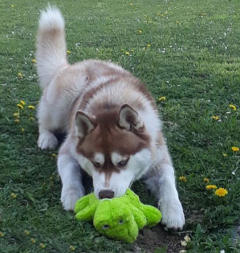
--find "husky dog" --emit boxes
[36,6,185,229]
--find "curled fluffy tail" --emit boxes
[36,6,67,89]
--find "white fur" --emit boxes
[143,144,185,229]
[37,128,58,150]
[158,164,185,229]
[138,107,162,147]
[39,6,65,31]
[36,6,67,89]
[93,153,105,165]
[93,170,133,198]
[111,152,128,166]
[58,153,84,210]
[36,6,185,229]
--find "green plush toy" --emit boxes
[74,189,162,243]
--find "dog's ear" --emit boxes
[75,111,95,138]
[118,104,143,131]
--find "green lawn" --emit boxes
[0,0,240,252]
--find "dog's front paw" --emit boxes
[159,198,185,230]
[61,187,84,211]
[38,131,58,150]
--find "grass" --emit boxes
[0,0,240,252]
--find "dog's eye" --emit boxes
[117,159,129,167]
[93,162,101,168]
[102,224,109,230]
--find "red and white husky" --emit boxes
[36,6,185,229]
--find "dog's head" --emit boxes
[74,104,151,199]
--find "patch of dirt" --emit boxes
[134,225,184,253]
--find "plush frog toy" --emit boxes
[74,189,162,243]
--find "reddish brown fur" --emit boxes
[83,60,131,82]
[76,108,150,174]
[38,28,62,42]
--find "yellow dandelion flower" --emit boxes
[215,188,228,197]
[0,232,4,237]
[32,59,37,63]
[223,153,228,157]
[14,119,20,123]
[232,146,239,152]
[125,51,130,56]
[147,43,151,48]
[21,128,25,132]
[10,193,17,199]
[31,238,36,244]
[67,50,71,55]
[18,72,23,79]
[13,112,20,118]
[39,243,46,248]
[229,104,237,111]
[28,105,35,110]
[129,3,133,6]
[203,178,209,183]
[69,245,76,251]
[138,29,143,34]
[24,230,30,236]
[179,176,187,182]
[211,115,219,120]
[10,4,14,8]
[206,184,217,190]
[17,103,24,109]
[51,153,57,158]
[158,96,166,102]
[20,100,26,105]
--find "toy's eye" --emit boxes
[119,219,124,224]
[102,224,109,230]
[117,159,129,167]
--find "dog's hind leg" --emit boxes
[37,107,58,150]
[37,127,58,150]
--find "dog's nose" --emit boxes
[99,190,114,199]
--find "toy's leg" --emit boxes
[130,205,147,229]
[76,204,97,221]
[143,137,185,230]
[58,145,85,210]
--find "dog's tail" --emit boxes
[36,6,67,89]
